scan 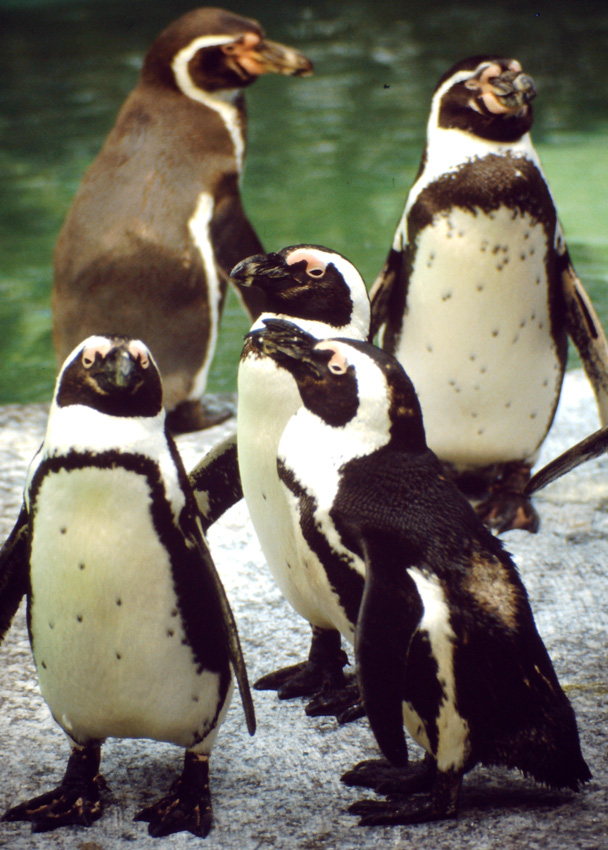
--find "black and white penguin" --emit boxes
[52,8,312,435]
[371,55,608,533]
[525,423,608,495]
[252,318,591,823]
[190,245,371,716]
[0,334,255,837]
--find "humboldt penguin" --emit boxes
[0,335,255,837]
[52,8,312,434]
[370,55,608,533]
[190,245,371,717]
[252,318,590,824]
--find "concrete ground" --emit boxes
[0,370,606,850]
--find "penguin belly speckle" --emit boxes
[395,206,562,468]
[29,466,228,750]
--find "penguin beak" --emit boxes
[224,34,312,78]
[490,70,536,111]
[230,253,291,288]
[103,348,139,391]
[248,319,331,377]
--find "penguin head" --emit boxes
[250,318,427,452]
[54,335,163,419]
[430,56,536,142]
[142,8,313,95]
[231,245,371,340]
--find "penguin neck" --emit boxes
[171,39,246,174]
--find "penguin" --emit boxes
[0,334,255,838]
[525,423,608,496]
[251,318,591,824]
[190,245,371,717]
[370,55,608,533]
[52,8,312,435]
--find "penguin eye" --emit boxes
[82,353,95,369]
[328,362,347,375]
[306,267,324,279]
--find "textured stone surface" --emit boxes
[0,371,606,849]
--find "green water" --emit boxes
[1,0,608,401]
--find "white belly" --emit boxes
[30,466,229,750]
[238,356,354,635]
[394,207,563,469]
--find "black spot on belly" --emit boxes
[76,614,83,623]
[286,561,292,571]
[171,608,178,617]
[60,527,67,535]
[79,563,85,571]
[492,329,499,337]
[41,661,47,669]
[167,629,174,638]
[476,284,484,292]
[116,652,122,660]
[116,598,122,607]
[441,292,452,301]
[192,695,199,703]
[262,492,267,501]
[49,622,54,630]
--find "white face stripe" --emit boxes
[171,35,245,173]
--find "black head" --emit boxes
[142,7,312,94]
[231,245,370,336]
[55,335,163,418]
[250,318,427,452]
[433,55,536,142]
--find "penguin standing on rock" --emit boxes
[190,245,371,717]
[0,334,255,838]
[52,8,312,435]
[252,318,590,825]
[371,55,608,533]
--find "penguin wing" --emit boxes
[190,514,256,736]
[210,192,267,321]
[355,530,424,767]
[188,433,243,533]
[368,248,405,342]
[560,249,608,426]
[0,505,30,644]
[525,423,608,495]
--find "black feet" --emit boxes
[344,758,461,827]
[166,398,234,435]
[473,462,539,534]
[255,626,348,699]
[2,745,105,832]
[135,751,213,838]
[306,679,365,724]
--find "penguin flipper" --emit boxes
[561,251,608,426]
[369,248,404,342]
[356,532,423,768]
[192,516,256,736]
[0,505,30,644]
[525,424,608,495]
[188,434,243,532]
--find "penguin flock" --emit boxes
[0,6,606,841]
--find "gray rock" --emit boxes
[0,372,606,848]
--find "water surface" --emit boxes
[1,0,607,401]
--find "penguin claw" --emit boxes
[342,756,434,794]
[135,751,213,838]
[305,680,365,723]
[135,792,212,839]
[2,782,105,832]
[348,796,447,826]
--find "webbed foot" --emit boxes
[348,796,450,826]
[474,462,539,534]
[135,751,213,838]
[254,626,349,700]
[166,398,234,435]
[2,745,105,832]
[306,679,365,724]
[342,755,435,795]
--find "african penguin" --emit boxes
[370,55,608,533]
[52,8,312,435]
[253,318,590,824]
[0,335,255,838]
[190,245,371,717]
